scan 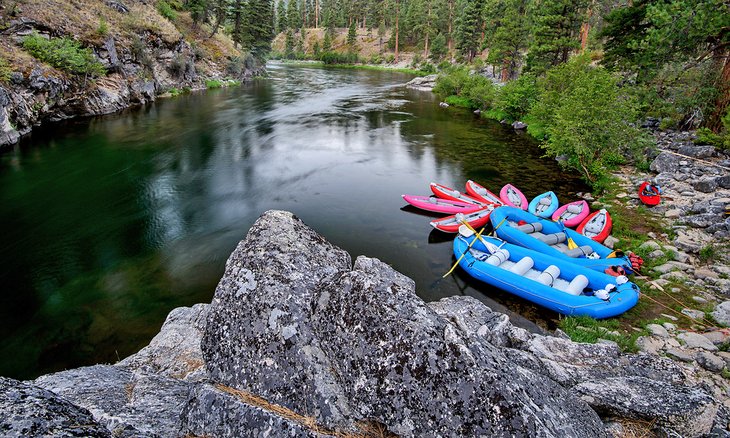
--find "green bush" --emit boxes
[320,51,358,65]
[444,95,472,108]
[434,67,496,110]
[157,0,177,21]
[527,55,650,186]
[385,54,395,64]
[205,79,223,88]
[22,32,106,77]
[419,62,436,74]
[97,18,109,37]
[490,74,538,122]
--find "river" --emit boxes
[0,63,587,379]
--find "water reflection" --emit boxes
[0,63,588,379]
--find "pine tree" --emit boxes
[454,0,485,62]
[525,0,588,75]
[347,20,358,49]
[485,0,530,81]
[276,0,288,32]
[287,0,302,29]
[241,0,275,60]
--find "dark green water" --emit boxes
[0,63,587,379]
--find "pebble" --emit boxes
[661,313,679,321]
[665,348,695,362]
[646,324,670,338]
[695,268,719,280]
[647,249,665,260]
[603,235,619,249]
[678,331,718,351]
[696,351,726,372]
[639,241,662,251]
[616,193,628,199]
[636,336,665,354]
[665,209,682,218]
[663,322,677,332]
[692,296,709,304]
[681,308,707,320]
[702,330,730,345]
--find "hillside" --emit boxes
[0,0,255,147]
[271,27,424,68]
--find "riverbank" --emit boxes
[2,209,727,437]
[0,0,260,149]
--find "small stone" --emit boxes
[647,324,670,338]
[678,331,718,351]
[663,322,677,332]
[661,313,679,321]
[717,351,730,369]
[639,241,662,251]
[696,351,725,372]
[695,268,719,280]
[512,121,527,130]
[692,295,709,304]
[645,249,664,260]
[665,348,695,362]
[672,251,690,263]
[715,175,730,189]
[665,209,682,219]
[603,235,619,250]
[711,301,730,327]
[439,101,449,108]
[681,308,707,320]
[636,336,665,354]
[616,193,628,199]
[702,330,730,346]
[693,178,718,193]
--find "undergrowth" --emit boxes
[558,315,643,352]
[22,32,106,77]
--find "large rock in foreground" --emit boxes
[202,210,605,436]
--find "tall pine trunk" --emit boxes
[707,51,730,132]
[315,0,319,27]
[395,0,400,62]
[447,0,454,51]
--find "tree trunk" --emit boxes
[707,50,730,132]
[232,0,242,46]
[395,0,400,62]
[579,23,590,52]
[315,0,319,28]
[447,0,454,51]
[501,58,509,82]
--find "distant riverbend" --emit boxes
[0,62,587,379]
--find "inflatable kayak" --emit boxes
[402,195,484,215]
[490,206,632,272]
[453,229,640,318]
[551,200,590,227]
[528,191,559,218]
[638,182,661,206]
[576,209,613,243]
[430,182,486,206]
[500,184,528,210]
[430,207,493,233]
[465,180,503,205]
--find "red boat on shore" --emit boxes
[638,182,661,206]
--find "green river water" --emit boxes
[0,63,587,379]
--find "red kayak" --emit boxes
[576,209,612,243]
[429,207,494,233]
[465,180,503,205]
[430,182,487,206]
[638,182,661,206]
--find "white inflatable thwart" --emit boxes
[509,257,534,276]
[537,265,561,286]
[486,249,510,266]
[565,274,589,296]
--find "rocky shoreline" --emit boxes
[0,13,262,149]
[1,209,728,437]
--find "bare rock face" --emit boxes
[201,210,606,437]
[34,365,191,438]
[0,377,110,437]
[201,210,354,427]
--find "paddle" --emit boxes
[443,220,489,278]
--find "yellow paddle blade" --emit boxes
[567,237,578,250]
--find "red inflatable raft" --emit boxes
[576,209,613,243]
[638,182,661,206]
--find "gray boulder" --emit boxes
[118,303,208,381]
[34,365,191,438]
[693,178,718,193]
[201,210,606,437]
[202,210,352,428]
[677,145,716,159]
[512,121,528,130]
[717,175,730,189]
[0,377,110,437]
[712,301,730,327]
[573,376,718,437]
[650,152,682,173]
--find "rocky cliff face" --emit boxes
[0,210,727,437]
[0,5,262,149]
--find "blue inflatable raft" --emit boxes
[527,191,559,218]
[490,206,632,273]
[454,232,640,318]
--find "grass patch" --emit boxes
[444,95,474,109]
[699,244,716,263]
[205,79,223,89]
[22,32,106,77]
[558,315,643,352]
[0,57,11,82]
